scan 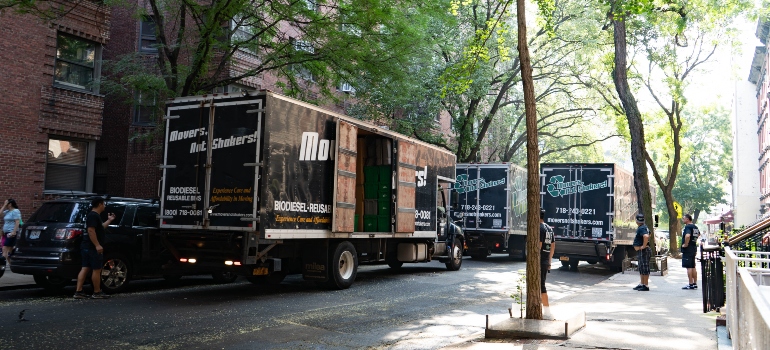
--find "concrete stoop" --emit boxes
[485,310,586,340]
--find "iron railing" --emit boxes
[700,245,724,313]
[723,248,770,349]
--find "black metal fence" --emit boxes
[700,245,724,313]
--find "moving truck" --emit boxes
[159,91,464,289]
[539,163,638,271]
[453,163,528,260]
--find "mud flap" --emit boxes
[302,240,329,281]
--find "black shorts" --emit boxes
[2,232,16,247]
[540,264,549,292]
[81,248,103,269]
[682,253,696,268]
[637,247,651,275]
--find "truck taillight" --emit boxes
[54,228,82,240]
[495,243,500,248]
[606,254,611,261]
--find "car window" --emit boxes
[102,204,126,225]
[29,202,89,224]
[133,205,159,227]
[122,205,137,227]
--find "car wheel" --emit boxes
[323,241,358,289]
[212,271,239,284]
[587,260,598,265]
[445,242,463,271]
[569,260,579,271]
[33,275,70,290]
[560,260,570,267]
[101,253,131,294]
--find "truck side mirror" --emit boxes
[451,191,459,210]
[654,214,659,228]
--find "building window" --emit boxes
[139,16,158,53]
[55,33,99,92]
[93,158,108,194]
[303,0,318,11]
[46,138,89,192]
[292,39,315,82]
[134,91,157,125]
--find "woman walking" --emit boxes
[2,199,21,266]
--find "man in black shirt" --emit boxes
[74,197,115,299]
[681,214,700,290]
[632,213,651,291]
[539,209,556,318]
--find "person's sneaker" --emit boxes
[633,284,644,290]
[637,285,650,291]
[91,291,110,299]
[690,284,698,289]
[682,284,696,290]
[73,291,89,299]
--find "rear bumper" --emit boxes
[554,240,613,262]
[9,255,81,278]
[466,231,507,253]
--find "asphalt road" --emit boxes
[0,257,614,349]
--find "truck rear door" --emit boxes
[540,164,613,242]
[453,165,508,232]
[161,97,263,230]
[332,120,357,233]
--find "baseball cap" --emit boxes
[636,213,645,222]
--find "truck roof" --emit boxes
[167,90,456,164]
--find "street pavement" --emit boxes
[0,257,725,349]
[444,257,724,350]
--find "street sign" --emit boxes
[673,202,683,219]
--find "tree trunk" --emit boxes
[693,209,700,223]
[664,191,681,255]
[517,0,542,320]
[611,14,655,237]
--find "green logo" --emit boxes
[453,174,506,194]
[546,175,607,197]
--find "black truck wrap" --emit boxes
[540,163,638,271]
[160,91,463,289]
[453,163,528,259]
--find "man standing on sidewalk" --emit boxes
[539,209,556,318]
[633,213,651,291]
[74,197,114,299]
[681,214,700,290]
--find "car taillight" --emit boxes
[54,228,83,240]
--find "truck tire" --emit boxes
[568,260,579,271]
[246,272,286,285]
[324,241,358,289]
[33,275,69,291]
[101,252,131,294]
[445,242,463,271]
[212,272,239,284]
[387,261,403,269]
[508,236,526,261]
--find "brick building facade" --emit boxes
[0,1,110,215]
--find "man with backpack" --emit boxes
[681,214,700,290]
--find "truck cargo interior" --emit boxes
[353,132,394,233]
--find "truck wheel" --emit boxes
[212,272,239,284]
[246,272,286,285]
[33,275,69,291]
[101,253,131,294]
[568,260,579,271]
[325,241,358,289]
[387,261,403,269]
[508,236,526,261]
[445,243,463,271]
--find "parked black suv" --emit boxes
[10,197,170,293]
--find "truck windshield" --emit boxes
[28,202,89,224]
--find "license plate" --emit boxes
[28,230,41,239]
[559,256,570,261]
[253,267,268,276]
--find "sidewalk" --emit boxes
[445,258,724,350]
[0,267,36,291]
